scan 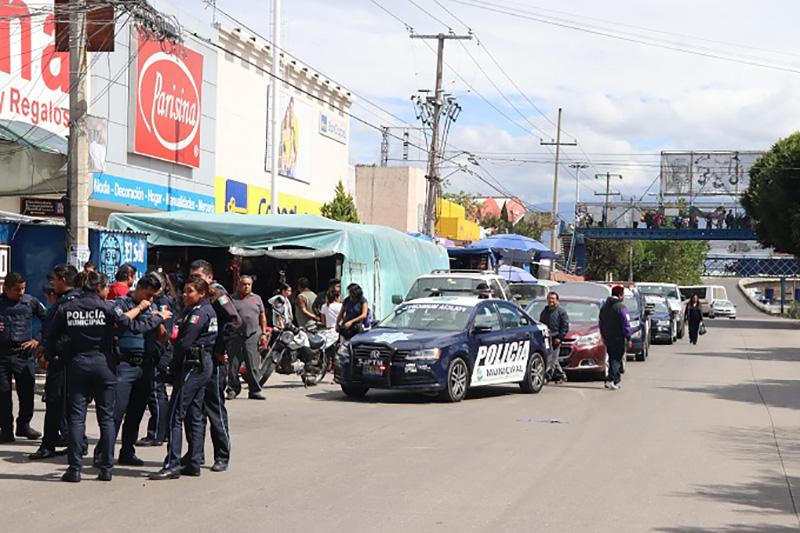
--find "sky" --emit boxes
[169,0,800,214]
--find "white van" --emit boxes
[679,285,728,316]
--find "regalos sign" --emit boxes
[132,28,203,168]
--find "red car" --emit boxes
[527,296,614,381]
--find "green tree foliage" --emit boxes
[441,190,481,221]
[584,240,710,285]
[320,181,359,223]
[741,132,800,255]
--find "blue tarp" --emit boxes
[107,212,449,318]
[468,233,556,260]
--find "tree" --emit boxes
[320,181,359,223]
[584,239,710,285]
[741,132,800,255]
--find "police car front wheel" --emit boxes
[520,352,545,394]
[440,357,469,403]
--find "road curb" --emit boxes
[737,278,780,315]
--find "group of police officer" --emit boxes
[0,259,243,482]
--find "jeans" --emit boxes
[0,350,35,432]
[607,341,625,385]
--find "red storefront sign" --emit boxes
[132,28,203,168]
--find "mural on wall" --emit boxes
[265,89,313,184]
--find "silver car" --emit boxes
[709,299,736,319]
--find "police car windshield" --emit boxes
[527,301,600,324]
[407,277,495,300]
[378,303,472,332]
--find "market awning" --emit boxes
[0,120,68,155]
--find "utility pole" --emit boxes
[594,172,623,226]
[66,0,89,268]
[568,162,589,225]
[540,108,577,254]
[269,0,281,215]
[411,32,472,237]
[380,126,389,167]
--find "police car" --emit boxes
[334,296,549,402]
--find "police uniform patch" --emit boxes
[218,295,230,305]
[114,307,123,316]
[208,317,218,332]
[189,315,201,325]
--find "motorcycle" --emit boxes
[257,322,337,387]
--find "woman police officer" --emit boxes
[150,277,218,480]
[47,271,149,483]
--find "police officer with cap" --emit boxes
[188,260,241,473]
[30,265,81,460]
[0,272,48,443]
[149,276,217,480]
[100,273,171,466]
[48,271,142,482]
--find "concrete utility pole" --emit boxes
[569,162,589,225]
[411,32,471,237]
[66,0,89,267]
[540,108,577,253]
[595,172,623,226]
[269,0,281,215]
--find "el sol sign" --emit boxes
[132,28,203,168]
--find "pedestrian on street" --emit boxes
[189,260,242,473]
[313,278,341,317]
[138,271,178,447]
[321,290,342,331]
[108,264,137,300]
[226,275,268,401]
[538,291,569,384]
[29,265,81,460]
[337,284,368,340]
[598,285,632,391]
[295,277,318,328]
[48,271,138,482]
[0,272,48,443]
[268,283,294,329]
[686,294,704,345]
[104,274,172,467]
[149,277,218,480]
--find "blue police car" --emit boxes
[334,296,550,402]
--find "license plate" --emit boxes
[363,362,384,377]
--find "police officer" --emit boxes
[48,271,141,483]
[0,272,48,443]
[137,272,178,447]
[188,260,241,473]
[29,265,81,460]
[101,274,171,466]
[149,276,217,480]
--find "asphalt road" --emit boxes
[1,280,799,532]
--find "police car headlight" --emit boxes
[406,348,441,361]
[629,320,640,328]
[575,332,600,347]
[657,320,670,326]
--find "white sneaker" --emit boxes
[609,382,620,391]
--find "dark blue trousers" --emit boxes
[0,350,35,432]
[607,341,625,385]
[198,363,231,464]
[67,354,117,472]
[41,361,66,450]
[145,378,169,442]
[114,359,151,457]
[164,356,212,471]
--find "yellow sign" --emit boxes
[214,177,322,215]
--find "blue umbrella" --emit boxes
[498,264,537,282]
[468,233,555,260]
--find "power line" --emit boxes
[406,0,452,30]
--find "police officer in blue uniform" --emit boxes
[0,272,48,443]
[149,276,217,480]
[30,265,81,460]
[48,271,141,483]
[137,272,178,447]
[101,274,171,466]
[188,260,241,473]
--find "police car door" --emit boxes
[470,302,520,387]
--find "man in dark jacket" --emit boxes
[599,285,632,390]
[538,291,569,383]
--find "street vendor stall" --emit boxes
[107,212,449,319]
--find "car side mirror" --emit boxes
[472,325,493,335]
[512,294,521,301]
[392,294,404,305]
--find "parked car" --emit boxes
[680,285,728,316]
[646,297,676,344]
[638,283,686,340]
[709,299,737,319]
[527,296,615,381]
[394,270,512,305]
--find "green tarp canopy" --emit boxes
[107,212,449,318]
